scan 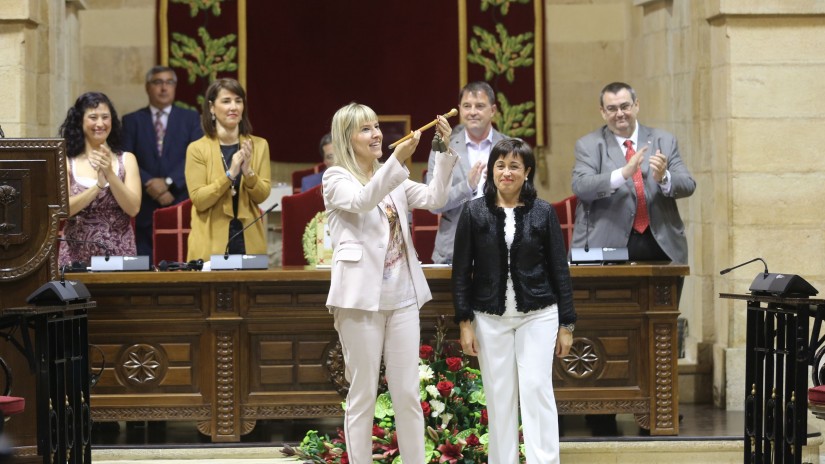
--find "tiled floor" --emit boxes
[90,403,744,449]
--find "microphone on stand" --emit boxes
[719,257,818,297]
[719,257,769,276]
[223,203,279,259]
[211,203,278,270]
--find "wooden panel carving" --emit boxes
[75,265,687,439]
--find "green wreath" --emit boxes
[302,211,327,266]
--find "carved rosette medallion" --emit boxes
[653,323,675,430]
[215,331,236,436]
[118,344,168,387]
[556,337,603,380]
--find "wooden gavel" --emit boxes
[388,108,459,149]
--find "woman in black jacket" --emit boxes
[452,138,576,464]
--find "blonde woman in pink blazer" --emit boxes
[322,103,457,464]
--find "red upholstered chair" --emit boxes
[551,195,577,252]
[291,162,326,194]
[281,184,325,266]
[411,209,440,265]
[0,356,25,434]
[152,199,193,266]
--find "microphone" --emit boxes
[223,203,278,259]
[719,257,769,276]
[584,206,590,253]
[58,237,112,260]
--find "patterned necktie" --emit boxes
[624,139,649,233]
[154,110,165,155]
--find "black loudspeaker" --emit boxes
[749,273,819,298]
[26,280,91,305]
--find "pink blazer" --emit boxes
[322,152,457,311]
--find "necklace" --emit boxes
[220,145,239,196]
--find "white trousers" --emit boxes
[474,306,560,464]
[333,305,424,464]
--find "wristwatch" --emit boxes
[560,323,575,333]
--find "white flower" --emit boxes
[419,364,434,382]
[426,385,440,398]
[439,413,454,428]
[429,399,445,417]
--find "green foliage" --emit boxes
[468,24,534,83]
[169,27,238,85]
[494,92,536,138]
[480,0,530,16]
[171,0,225,18]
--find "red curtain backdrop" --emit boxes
[157,0,543,163]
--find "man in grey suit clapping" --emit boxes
[426,81,507,264]
[571,82,696,264]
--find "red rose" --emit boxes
[372,424,385,439]
[480,409,488,425]
[421,401,431,416]
[340,451,349,464]
[445,357,462,372]
[465,434,480,446]
[419,345,434,360]
[436,380,454,398]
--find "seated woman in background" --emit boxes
[58,92,141,268]
[185,78,271,261]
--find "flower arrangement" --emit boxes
[283,315,495,464]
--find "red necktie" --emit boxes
[154,110,165,155]
[624,140,649,233]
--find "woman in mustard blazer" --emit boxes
[185,78,271,261]
[323,103,457,464]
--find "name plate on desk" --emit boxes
[570,247,629,265]
[210,254,268,270]
[90,255,151,271]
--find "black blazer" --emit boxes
[452,196,576,325]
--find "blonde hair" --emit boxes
[330,103,380,185]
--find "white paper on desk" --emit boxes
[420,263,451,268]
[315,264,331,269]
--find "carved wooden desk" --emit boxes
[75,264,686,441]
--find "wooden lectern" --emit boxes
[0,138,85,463]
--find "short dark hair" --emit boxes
[145,66,177,83]
[58,92,122,158]
[319,133,332,158]
[600,82,636,107]
[200,78,253,138]
[459,81,496,106]
[483,138,537,206]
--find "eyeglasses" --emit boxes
[149,79,177,87]
[603,102,635,115]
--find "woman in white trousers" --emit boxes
[452,138,577,464]
[323,103,457,463]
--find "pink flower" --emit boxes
[437,442,464,463]
[436,380,454,398]
[445,357,462,372]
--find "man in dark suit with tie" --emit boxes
[571,82,696,263]
[426,81,507,264]
[122,66,203,257]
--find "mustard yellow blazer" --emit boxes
[185,135,271,261]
